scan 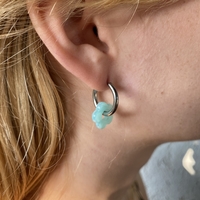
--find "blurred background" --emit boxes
[140,140,200,200]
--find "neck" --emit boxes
[39,124,156,200]
[38,72,158,200]
[38,102,157,199]
[66,132,155,200]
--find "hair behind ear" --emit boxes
[0,1,68,199]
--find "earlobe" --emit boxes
[28,0,110,91]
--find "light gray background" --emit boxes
[140,141,200,200]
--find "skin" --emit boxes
[29,0,200,199]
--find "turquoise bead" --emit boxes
[92,102,113,129]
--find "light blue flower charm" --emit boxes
[92,102,113,129]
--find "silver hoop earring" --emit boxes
[92,83,119,129]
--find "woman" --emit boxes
[0,0,200,199]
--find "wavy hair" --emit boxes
[0,0,178,199]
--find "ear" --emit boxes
[28,0,111,91]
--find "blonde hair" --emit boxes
[0,0,178,199]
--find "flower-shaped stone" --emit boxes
[92,102,113,129]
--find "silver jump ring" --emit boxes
[92,83,119,117]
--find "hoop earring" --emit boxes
[92,83,119,129]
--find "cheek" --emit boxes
[131,49,200,141]
[116,6,200,141]
[131,44,200,141]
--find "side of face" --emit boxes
[29,0,200,145]
[95,0,200,143]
